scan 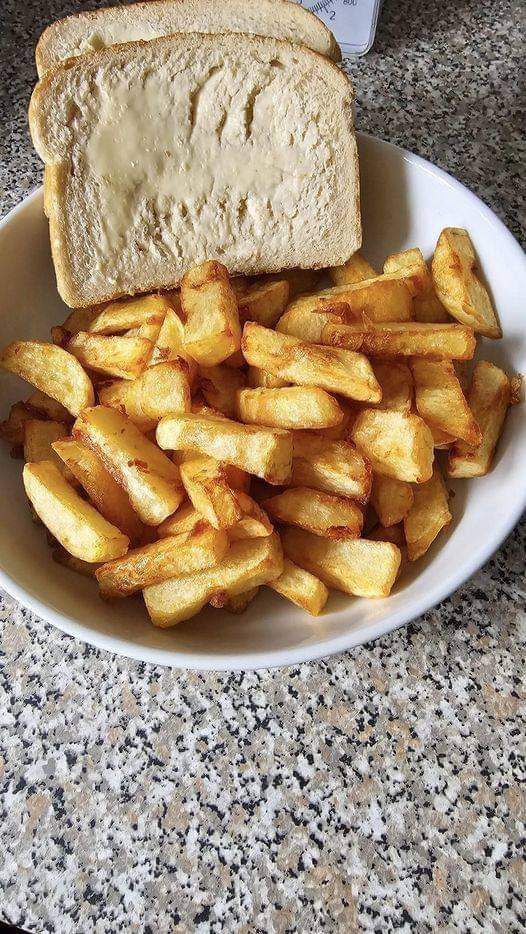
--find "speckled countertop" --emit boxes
[1,1,525,930]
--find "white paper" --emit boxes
[294,0,381,55]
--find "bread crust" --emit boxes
[30,32,360,308]
[36,0,341,76]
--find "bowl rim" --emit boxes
[0,131,525,670]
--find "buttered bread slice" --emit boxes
[36,0,341,76]
[30,33,361,308]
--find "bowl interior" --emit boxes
[0,133,525,669]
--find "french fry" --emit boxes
[269,558,329,615]
[0,341,95,416]
[247,367,289,389]
[237,280,289,328]
[23,460,129,562]
[0,402,33,445]
[368,523,406,548]
[241,323,381,402]
[181,261,241,365]
[230,276,252,295]
[156,413,292,485]
[411,358,481,446]
[227,493,273,540]
[26,390,72,423]
[236,386,343,430]
[73,406,184,525]
[259,268,321,298]
[352,410,434,483]
[216,587,260,613]
[372,360,413,412]
[430,426,457,449]
[143,533,284,627]
[404,464,452,560]
[291,433,372,503]
[447,361,511,477]
[88,294,170,334]
[314,400,356,441]
[95,525,229,598]
[98,362,191,430]
[277,304,363,347]
[263,487,363,539]
[67,332,153,379]
[179,455,245,529]
[332,320,477,359]
[149,306,197,382]
[282,527,401,597]
[52,437,145,542]
[61,306,101,335]
[329,252,377,286]
[278,308,476,359]
[52,544,101,577]
[432,228,501,338]
[384,248,450,323]
[283,267,425,323]
[198,365,246,418]
[157,503,205,537]
[23,419,71,477]
[370,474,414,527]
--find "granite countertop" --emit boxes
[1,1,525,930]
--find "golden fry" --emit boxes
[0,340,95,416]
[236,386,343,430]
[264,487,363,539]
[432,228,501,337]
[181,260,241,365]
[237,280,289,327]
[404,464,452,560]
[411,358,481,446]
[291,433,372,503]
[98,362,191,430]
[328,252,377,286]
[352,410,434,483]
[370,474,414,527]
[447,361,511,477]
[68,332,153,379]
[269,558,329,615]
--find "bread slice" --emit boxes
[35,0,341,76]
[30,33,360,308]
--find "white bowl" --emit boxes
[0,133,524,670]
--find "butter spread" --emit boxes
[82,68,317,260]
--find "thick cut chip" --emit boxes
[283,269,423,322]
[181,261,241,365]
[247,367,289,389]
[370,474,414,527]
[98,362,191,430]
[179,455,244,529]
[242,322,381,402]
[0,340,95,416]
[278,308,476,359]
[157,503,204,538]
[149,306,197,381]
[404,464,452,560]
[236,386,343,430]
[52,437,145,541]
[61,306,101,336]
[73,406,184,525]
[227,493,273,540]
[329,252,377,286]
[26,390,72,423]
[291,433,372,503]
[372,360,413,412]
[68,332,153,379]
[432,228,501,337]
[88,294,170,334]
[156,413,292,485]
[0,402,34,445]
[95,525,229,598]
[52,544,101,577]
[237,280,289,328]
[384,247,449,323]
[352,410,434,483]
[258,269,321,299]
[264,486,363,539]
[282,527,401,597]
[23,460,129,561]
[23,419,70,475]
[143,533,284,627]
[368,523,406,548]
[411,358,481,446]
[198,365,246,419]
[269,558,329,615]
[447,361,511,477]
[217,587,260,614]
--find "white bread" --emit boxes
[30,33,361,308]
[35,0,341,76]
